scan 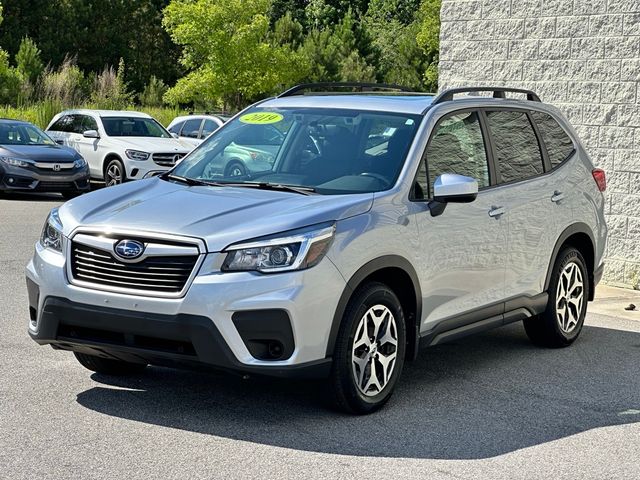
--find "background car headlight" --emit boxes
[0,156,31,167]
[74,157,87,168]
[40,208,63,252]
[222,223,335,273]
[125,149,150,161]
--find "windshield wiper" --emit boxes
[224,182,317,196]
[161,173,214,187]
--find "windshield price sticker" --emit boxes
[239,112,284,124]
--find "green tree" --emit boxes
[416,0,441,91]
[163,0,305,110]
[0,4,21,105]
[139,75,168,107]
[15,37,43,83]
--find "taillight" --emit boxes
[592,168,606,192]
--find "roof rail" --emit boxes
[277,82,415,98]
[431,87,541,105]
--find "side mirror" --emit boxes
[83,129,99,139]
[429,174,478,217]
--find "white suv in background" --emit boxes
[167,114,229,149]
[47,110,191,186]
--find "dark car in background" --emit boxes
[0,119,90,198]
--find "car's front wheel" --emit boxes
[74,352,147,375]
[104,158,125,186]
[524,247,589,347]
[331,282,406,414]
[224,160,247,177]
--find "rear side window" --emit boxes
[201,119,218,138]
[49,115,73,132]
[486,110,544,184]
[424,111,490,197]
[531,111,575,168]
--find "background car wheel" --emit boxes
[104,158,125,186]
[524,247,589,348]
[73,352,147,375]
[331,281,406,414]
[224,160,247,177]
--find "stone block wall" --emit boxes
[438,0,640,287]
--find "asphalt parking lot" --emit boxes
[1,192,639,480]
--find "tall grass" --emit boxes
[0,102,186,129]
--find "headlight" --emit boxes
[125,149,150,161]
[74,157,87,168]
[40,208,63,252]
[222,223,335,273]
[0,156,32,167]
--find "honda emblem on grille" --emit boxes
[53,164,61,171]
[114,239,145,260]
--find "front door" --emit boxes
[412,110,508,333]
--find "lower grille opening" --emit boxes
[56,324,196,356]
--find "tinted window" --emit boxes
[486,110,544,183]
[181,119,202,138]
[531,111,575,168]
[49,115,73,132]
[0,122,55,145]
[424,111,490,197]
[168,120,184,134]
[68,115,86,134]
[201,119,218,138]
[81,115,99,132]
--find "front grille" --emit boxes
[70,240,199,294]
[153,152,186,167]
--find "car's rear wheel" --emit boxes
[224,160,247,177]
[524,247,589,347]
[331,282,406,414]
[104,158,125,186]
[74,352,147,375]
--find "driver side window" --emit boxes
[422,111,490,198]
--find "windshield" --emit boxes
[170,107,421,195]
[0,122,56,146]
[102,117,171,138]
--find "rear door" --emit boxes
[483,109,555,300]
[413,110,509,332]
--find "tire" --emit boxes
[104,158,125,187]
[224,160,247,177]
[73,352,147,375]
[524,247,589,348]
[330,282,406,414]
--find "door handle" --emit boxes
[551,191,565,203]
[488,206,506,218]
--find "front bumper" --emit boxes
[26,242,345,378]
[0,164,90,192]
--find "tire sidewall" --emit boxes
[547,248,589,343]
[333,283,406,412]
[105,158,125,186]
[225,160,247,177]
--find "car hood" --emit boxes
[107,137,191,153]
[1,144,79,162]
[60,178,373,252]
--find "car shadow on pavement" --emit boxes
[76,323,640,460]
[0,191,63,202]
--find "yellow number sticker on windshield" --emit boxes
[239,112,284,124]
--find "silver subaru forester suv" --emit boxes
[27,84,607,414]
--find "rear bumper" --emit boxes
[28,295,332,379]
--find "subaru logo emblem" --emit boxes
[53,164,61,172]
[114,239,145,261]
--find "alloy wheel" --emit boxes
[351,304,398,396]
[556,261,584,334]
[106,164,122,186]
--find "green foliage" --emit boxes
[139,75,168,107]
[163,0,306,110]
[15,37,43,83]
[416,0,441,91]
[38,57,88,106]
[90,58,134,109]
[0,49,21,104]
